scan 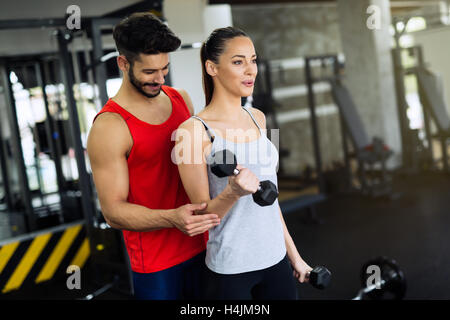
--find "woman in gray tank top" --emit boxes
[174,27,312,300]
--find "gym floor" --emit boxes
[2,171,449,300]
[288,170,450,300]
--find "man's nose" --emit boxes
[155,70,165,84]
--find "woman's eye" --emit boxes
[233,60,242,65]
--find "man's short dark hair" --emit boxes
[113,12,181,65]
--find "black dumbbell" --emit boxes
[210,149,278,206]
[307,266,332,289]
[354,256,406,300]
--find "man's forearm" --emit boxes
[103,201,175,232]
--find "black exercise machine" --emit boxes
[304,55,395,198]
[329,78,394,197]
[391,45,436,173]
[416,66,450,172]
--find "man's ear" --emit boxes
[205,60,217,77]
[117,55,129,73]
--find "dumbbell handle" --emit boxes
[210,149,278,206]
[232,168,263,192]
[352,279,386,300]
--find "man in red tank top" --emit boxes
[87,12,220,300]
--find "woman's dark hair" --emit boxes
[201,26,248,106]
[113,12,181,65]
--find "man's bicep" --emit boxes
[90,149,130,206]
[87,118,131,210]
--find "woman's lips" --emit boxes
[242,80,254,87]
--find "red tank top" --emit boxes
[94,85,207,273]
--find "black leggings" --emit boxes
[204,255,298,300]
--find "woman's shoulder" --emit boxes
[246,106,266,129]
[195,108,215,121]
[178,116,199,130]
[177,114,211,137]
[247,106,265,118]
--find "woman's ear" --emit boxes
[205,60,217,77]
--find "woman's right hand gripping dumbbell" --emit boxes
[228,164,260,198]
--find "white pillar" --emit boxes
[164,0,233,114]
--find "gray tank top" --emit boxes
[191,106,286,274]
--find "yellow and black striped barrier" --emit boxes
[0,220,90,294]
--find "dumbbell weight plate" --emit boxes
[210,150,237,178]
[360,256,406,300]
[253,180,278,206]
[309,266,332,289]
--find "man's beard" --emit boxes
[128,66,162,98]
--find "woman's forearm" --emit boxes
[278,206,302,262]
[196,184,241,219]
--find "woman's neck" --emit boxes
[207,89,243,121]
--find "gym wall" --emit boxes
[232,3,344,174]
